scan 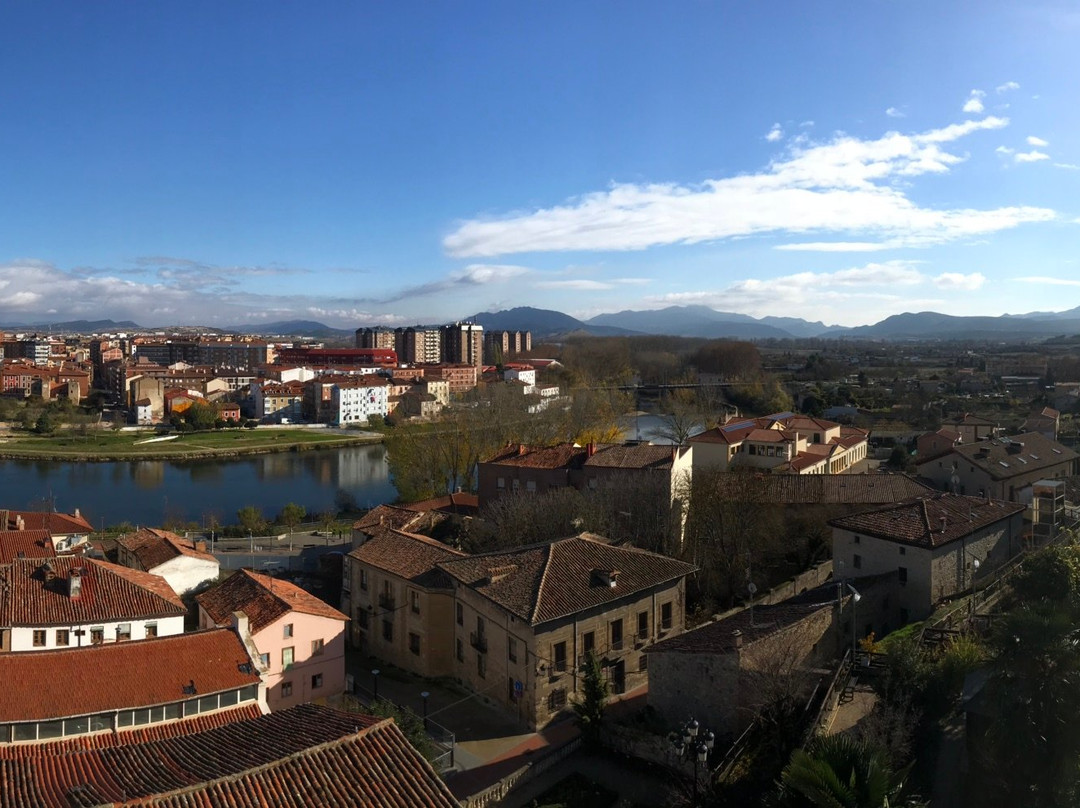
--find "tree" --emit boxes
[363,698,437,762]
[572,651,609,748]
[1010,544,1080,611]
[236,505,266,535]
[185,401,217,431]
[279,502,307,551]
[34,409,60,435]
[775,734,924,808]
[654,390,704,446]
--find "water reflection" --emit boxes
[0,445,394,528]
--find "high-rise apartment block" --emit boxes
[440,322,484,369]
[355,327,397,351]
[394,327,442,365]
[484,330,532,363]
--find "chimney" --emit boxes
[231,610,250,638]
[194,540,207,553]
[74,508,81,519]
[587,442,596,458]
[41,560,55,581]
[69,567,83,600]
[732,629,743,649]
[940,516,947,533]
[518,444,526,456]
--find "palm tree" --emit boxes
[775,734,924,808]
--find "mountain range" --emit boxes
[5,306,1080,342]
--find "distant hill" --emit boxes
[833,311,1080,340]
[468,307,639,338]
[0,319,141,333]
[224,320,355,338]
[586,306,812,339]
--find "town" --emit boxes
[2,318,1080,807]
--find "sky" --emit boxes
[2,1,1079,329]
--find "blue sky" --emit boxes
[2,2,1079,329]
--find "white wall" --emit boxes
[153,555,220,597]
[10,614,185,652]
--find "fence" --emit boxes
[460,737,583,808]
[349,681,457,772]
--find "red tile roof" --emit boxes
[0,629,261,722]
[0,556,185,627]
[439,534,696,625]
[829,493,1025,548]
[350,528,467,588]
[119,714,461,808]
[353,505,426,534]
[584,444,678,469]
[918,432,1078,481]
[0,706,410,808]
[483,443,586,469]
[197,569,347,633]
[116,528,216,570]
[0,509,93,536]
[400,493,480,515]
[0,530,55,564]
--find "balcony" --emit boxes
[470,632,488,654]
[378,593,396,611]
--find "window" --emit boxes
[853,535,861,544]
[311,638,325,656]
[411,590,420,615]
[497,477,505,489]
[117,623,131,642]
[90,627,104,645]
[898,566,908,585]
[311,673,323,689]
[853,554,862,570]
[660,602,673,631]
[55,629,69,647]
[409,632,420,655]
[282,681,293,697]
[899,546,906,555]
[283,623,294,639]
[382,620,393,642]
[583,631,595,657]
[282,647,294,668]
[357,609,369,629]
[360,569,368,591]
[610,619,623,651]
[508,638,518,663]
[637,611,649,640]
[526,480,536,492]
[477,653,486,679]
[553,641,567,673]
[512,479,520,491]
[639,654,648,672]
[548,688,567,711]
[456,638,464,662]
[456,602,464,626]
[145,623,158,639]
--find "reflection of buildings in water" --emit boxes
[297,452,336,486]
[254,452,299,482]
[130,461,166,489]
[334,446,390,490]
[183,460,226,484]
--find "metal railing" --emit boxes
[469,631,488,653]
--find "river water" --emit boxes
[0,444,395,529]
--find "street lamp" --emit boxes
[970,557,981,617]
[846,583,862,659]
[372,669,380,701]
[669,718,715,804]
[421,691,430,730]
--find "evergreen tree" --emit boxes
[572,651,609,748]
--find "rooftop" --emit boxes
[924,432,1079,480]
[348,529,466,588]
[196,569,348,633]
[116,527,216,570]
[0,509,93,536]
[438,534,696,625]
[0,530,55,564]
[0,629,261,723]
[0,556,185,627]
[829,493,1025,549]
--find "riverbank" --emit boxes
[0,427,383,461]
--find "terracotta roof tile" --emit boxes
[0,629,261,722]
[0,510,94,536]
[0,530,56,564]
[918,432,1078,480]
[829,493,1025,549]
[583,444,678,469]
[483,443,586,469]
[352,505,426,534]
[116,528,216,570]
[438,534,696,625]
[349,529,466,588]
[196,569,347,633]
[400,493,480,515]
[0,556,185,627]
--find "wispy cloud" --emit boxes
[1027,135,1049,147]
[1015,275,1080,287]
[765,123,783,142]
[1015,150,1050,163]
[996,81,1020,93]
[933,272,986,290]
[962,89,986,114]
[535,279,613,290]
[375,264,531,303]
[444,115,1053,258]
[885,107,905,118]
[1054,162,1080,170]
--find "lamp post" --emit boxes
[847,583,862,658]
[669,718,715,805]
[372,669,380,701]
[969,557,981,617]
[421,691,430,730]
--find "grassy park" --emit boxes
[0,427,380,460]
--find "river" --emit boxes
[0,444,395,529]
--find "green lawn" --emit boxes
[0,428,379,459]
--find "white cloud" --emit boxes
[962,90,986,114]
[1027,136,1049,147]
[1054,163,1080,170]
[776,241,896,252]
[613,277,652,285]
[799,120,815,128]
[765,123,783,142]
[885,107,905,118]
[1015,150,1050,163]
[534,279,613,290]
[933,272,985,290]
[1015,275,1080,287]
[996,81,1020,93]
[996,145,1014,155]
[444,115,1053,258]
